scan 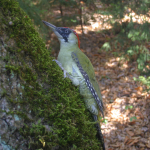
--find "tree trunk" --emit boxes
[0,0,103,150]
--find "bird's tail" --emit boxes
[93,115,105,150]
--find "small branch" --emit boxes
[59,4,65,26]
[79,6,84,34]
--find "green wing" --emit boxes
[71,51,104,116]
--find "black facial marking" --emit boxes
[56,27,72,42]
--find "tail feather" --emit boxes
[93,115,105,150]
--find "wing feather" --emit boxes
[71,52,104,117]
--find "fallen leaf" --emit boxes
[146,142,150,148]
[126,130,134,136]
[124,136,129,144]
[135,86,143,91]
[138,142,145,147]
[126,139,134,145]
[128,120,136,125]
[128,139,139,146]
[110,144,120,147]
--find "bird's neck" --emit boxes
[58,41,80,64]
[59,40,79,52]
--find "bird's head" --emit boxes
[43,21,80,48]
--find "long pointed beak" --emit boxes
[42,20,56,30]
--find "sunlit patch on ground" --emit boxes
[45,6,150,149]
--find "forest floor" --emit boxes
[73,25,150,150]
[44,7,150,150]
[78,30,150,150]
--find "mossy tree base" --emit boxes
[0,0,102,149]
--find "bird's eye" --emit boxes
[65,30,68,33]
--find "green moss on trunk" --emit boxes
[0,0,102,149]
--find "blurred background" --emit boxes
[17,0,150,73]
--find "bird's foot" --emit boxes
[53,59,71,79]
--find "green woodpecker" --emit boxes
[43,21,105,150]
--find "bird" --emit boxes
[43,20,105,150]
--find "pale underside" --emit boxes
[57,47,103,116]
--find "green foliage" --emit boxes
[1,89,7,97]
[100,42,111,52]
[0,0,103,149]
[100,0,150,76]
[97,0,150,93]
[130,116,137,122]
[99,117,108,124]
[134,76,150,91]
[102,119,108,124]
[125,105,133,110]
[127,45,150,73]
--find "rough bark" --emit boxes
[0,0,102,150]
